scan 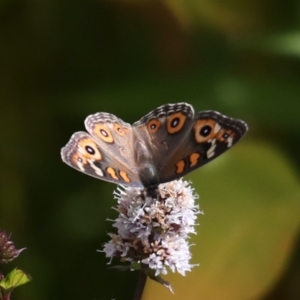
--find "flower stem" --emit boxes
[133,269,147,300]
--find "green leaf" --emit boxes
[0,269,31,291]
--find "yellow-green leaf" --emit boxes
[0,269,31,291]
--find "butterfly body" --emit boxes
[61,103,247,188]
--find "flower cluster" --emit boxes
[0,230,25,264]
[103,179,201,277]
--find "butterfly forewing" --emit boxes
[133,103,195,173]
[61,113,142,186]
[158,110,248,182]
[84,112,136,166]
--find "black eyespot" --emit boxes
[117,127,123,133]
[150,124,156,129]
[85,145,95,155]
[222,133,229,139]
[200,125,212,137]
[171,117,179,128]
[78,157,83,162]
[100,129,108,137]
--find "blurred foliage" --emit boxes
[144,141,300,300]
[0,0,299,299]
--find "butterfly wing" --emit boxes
[133,103,248,185]
[61,113,141,186]
[159,110,248,182]
[133,103,195,185]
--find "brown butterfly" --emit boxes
[61,102,247,188]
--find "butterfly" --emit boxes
[61,102,247,189]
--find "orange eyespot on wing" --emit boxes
[93,124,114,143]
[147,119,162,133]
[167,112,187,134]
[193,119,220,143]
[113,123,130,136]
[76,138,102,160]
[71,153,88,171]
[61,133,104,174]
[216,129,236,147]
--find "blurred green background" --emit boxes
[0,0,300,299]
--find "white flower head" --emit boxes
[102,179,202,285]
